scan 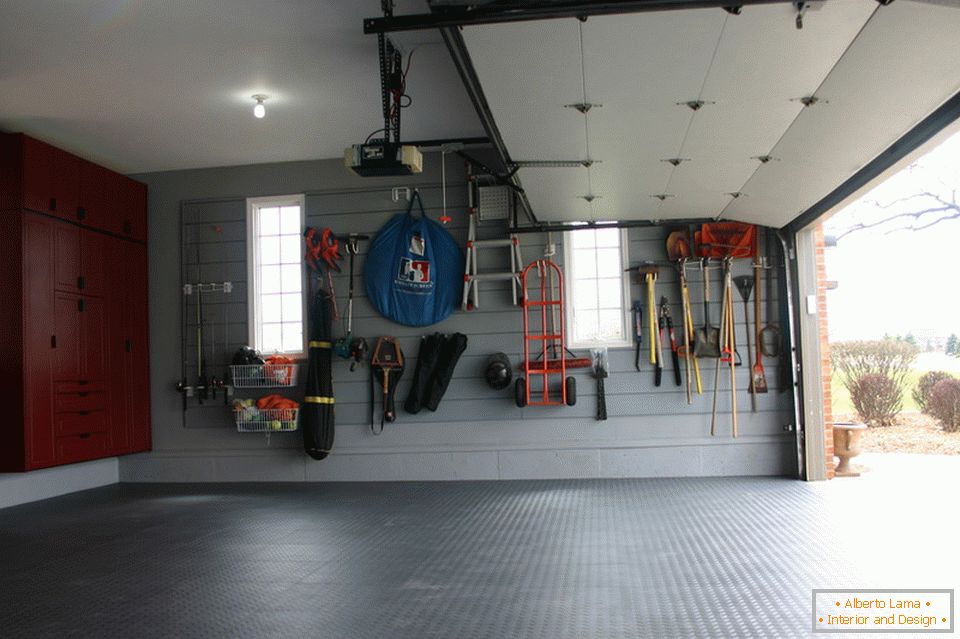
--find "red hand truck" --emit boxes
[516,259,580,407]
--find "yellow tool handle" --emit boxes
[647,274,657,364]
[682,285,702,394]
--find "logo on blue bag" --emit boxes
[398,257,431,285]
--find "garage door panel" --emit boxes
[725,1,960,226]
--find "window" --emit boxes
[247,195,305,356]
[564,227,631,348]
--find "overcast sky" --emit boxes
[823,128,960,344]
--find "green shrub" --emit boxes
[928,379,960,433]
[832,340,917,424]
[849,374,902,426]
[912,371,954,413]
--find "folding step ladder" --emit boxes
[461,177,523,310]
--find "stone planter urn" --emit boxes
[832,422,867,477]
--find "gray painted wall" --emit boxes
[0,458,118,509]
[122,154,796,482]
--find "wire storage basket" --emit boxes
[230,363,299,388]
[234,407,299,433]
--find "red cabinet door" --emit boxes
[20,136,56,215]
[22,214,57,469]
[80,228,108,297]
[52,292,82,382]
[116,177,148,242]
[81,295,107,385]
[79,160,110,231]
[52,149,82,222]
[54,222,81,293]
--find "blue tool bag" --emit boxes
[364,191,462,327]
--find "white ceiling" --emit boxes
[0,0,482,173]
[462,1,960,227]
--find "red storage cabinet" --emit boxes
[0,133,150,471]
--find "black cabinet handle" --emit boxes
[49,198,57,211]
[78,298,85,312]
[78,392,88,398]
[77,207,86,220]
[78,380,88,385]
[78,411,89,416]
[77,276,85,290]
[51,335,57,348]
[125,339,132,353]
[79,433,91,439]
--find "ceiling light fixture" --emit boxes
[252,94,268,119]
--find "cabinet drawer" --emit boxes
[56,432,109,464]
[55,390,106,413]
[55,410,108,436]
[56,381,107,394]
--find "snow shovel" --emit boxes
[733,274,759,413]
[694,260,721,358]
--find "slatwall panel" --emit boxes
[130,154,796,481]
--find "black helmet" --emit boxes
[484,353,512,390]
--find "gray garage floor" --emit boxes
[1,468,957,638]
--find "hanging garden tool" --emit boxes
[724,259,738,437]
[591,347,608,421]
[632,301,643,372]
[334,233,370,371]
[302,229,338,461]
[733,274,759,413]
[304,227,342,320]
[751,248,769,396]
[626,263,660,366]
[694,259,721,359]
[654,302,664,387]
[666,227,700,401]
[660,297,682,387]
[370,336,404,434]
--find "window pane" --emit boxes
[281,265,301,292]
[259,236,280,265]
[260,207,280,235]
[596,277,622,309]
[597,309,623,340]
[595,228,620,248]
[280,235,301,264]
[261,265,282,294]
[279,206,301,235]
[281,323,303,352]
[261,323,283,354]
[280,293,302,323]
[574,309,600,342]
[573,279,598,310]
[261,294,282,323]
[572,249,597,279]
[569,230,595,249]
[596,248,620,277]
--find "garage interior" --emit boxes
[2,1,959,637]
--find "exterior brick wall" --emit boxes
[815,224,835,479]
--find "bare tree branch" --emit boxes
[836,204,960,239]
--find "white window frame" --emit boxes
[563,228,632,349]
[246,194,306,357]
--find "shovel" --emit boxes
[733,275,758,413]
[694,260,721,358]
[752,256,769,396]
